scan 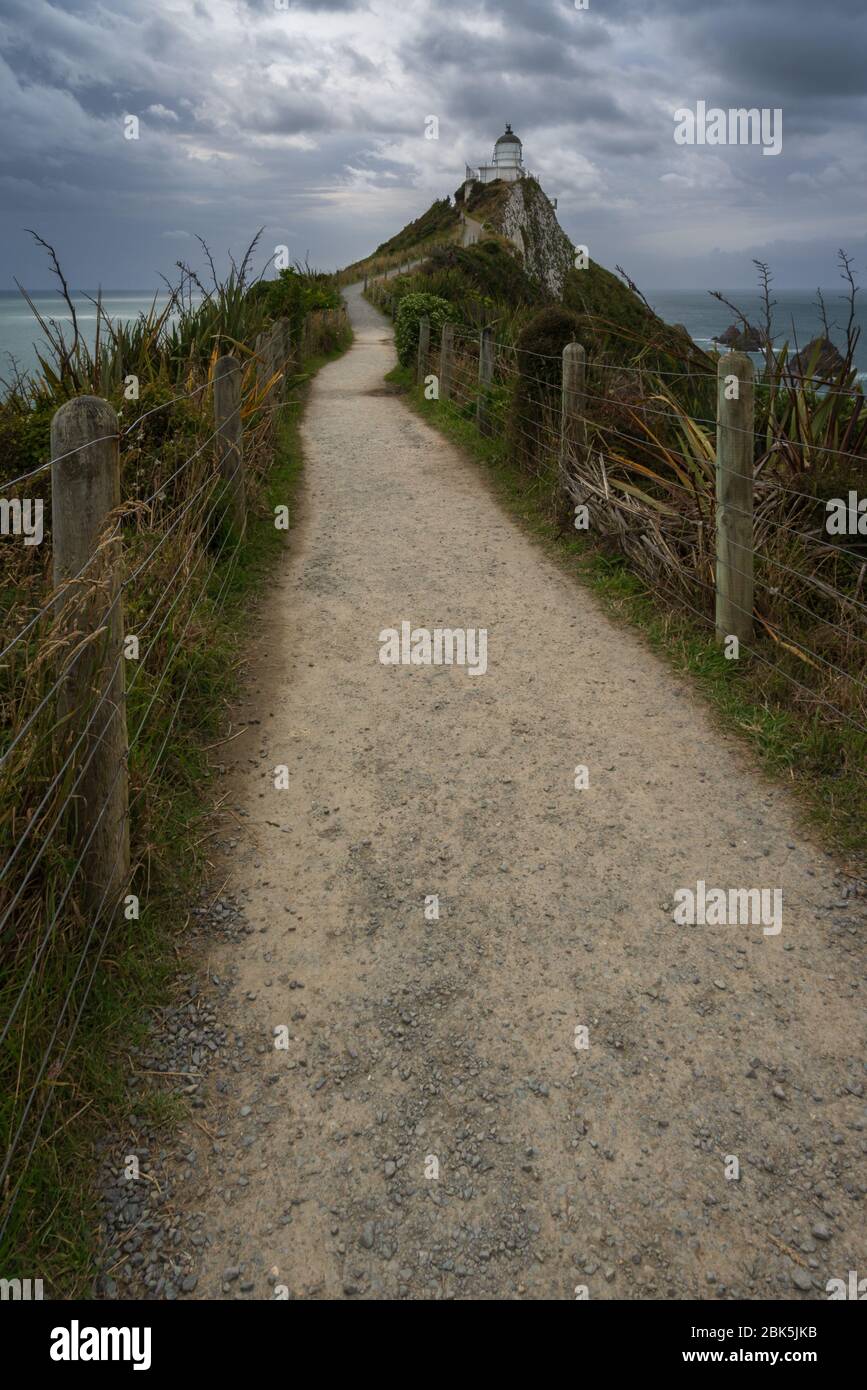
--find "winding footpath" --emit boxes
[140,285,865,1300]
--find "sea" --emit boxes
[645,288,867,382]
[0,291,198,390]
[0,286,865,388]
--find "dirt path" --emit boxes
[461,213,484,247]
[160,284,864,1301]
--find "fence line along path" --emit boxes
[0,307,355,1244]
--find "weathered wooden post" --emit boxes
[417,316,430,387]
[560,342,586,486]
[271,321,281,373]
[477,326,495,435]
[273,317,292,399]
[51,396,129,911]
[439,322,454,402]
[267,321,286,403]
[363,274,368,292]
[214,355,245,536]
[264,324,280,418]
[255,329,270,401]
[716,352,755,643]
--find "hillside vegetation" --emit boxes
[338,197,462,284]
[357,178,704,369]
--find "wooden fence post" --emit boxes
[51,396,129,911]
[255,329,270,399]
[560,342,586,486]
[265,324,279,415]
[439,322,454,402]
[272,318,291,400]
[417,316,430,387]
[477,326,494,435]
[214,355,245,536]
[267,321,284,403]
[716,352,755,643]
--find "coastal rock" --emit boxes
[789,335,847,381]
[714,322,763,351]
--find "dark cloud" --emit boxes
[0,0,863,290]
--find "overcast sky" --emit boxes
[1,0,865,293]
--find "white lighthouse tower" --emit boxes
[465,123,525,186]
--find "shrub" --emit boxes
[394,293,456,368]
[251,267,341,344]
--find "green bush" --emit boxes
[250,267,341,344]
[420,241,544,311]
[394,293,457,368]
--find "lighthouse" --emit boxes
[464,124,526,186]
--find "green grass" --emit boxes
[386,362,867,858]
[0,334,351,1295]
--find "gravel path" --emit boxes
[107,284,865,1301]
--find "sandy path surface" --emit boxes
[166,284,864,1301]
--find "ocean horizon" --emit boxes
[0,290,201,388]
[1,284,864,385]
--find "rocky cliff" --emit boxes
[476,177,575,297]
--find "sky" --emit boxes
[1,0,865,293]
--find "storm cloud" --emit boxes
[0,0,864,291]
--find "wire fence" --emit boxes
[0,303,350,1246]
[388,292,867,742]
